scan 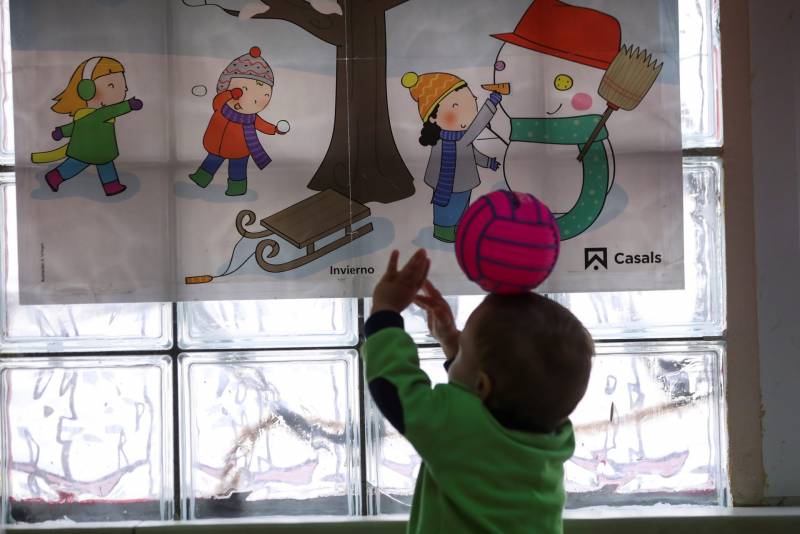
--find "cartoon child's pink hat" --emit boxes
[217,46,274,93]
[492,0,621,70]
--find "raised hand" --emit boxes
[371,249,430,315]
[414,280,460,360]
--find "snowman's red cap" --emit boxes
[492,0,621,70]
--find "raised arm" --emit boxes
[363,312,454,459]
[83,99,134,124]
[213,88,243,112]
[58,122,75,138]
[462,93,501,145]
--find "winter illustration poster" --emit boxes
[11,0,682,305]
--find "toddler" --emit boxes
[363,249,594,533]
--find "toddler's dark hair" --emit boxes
[471,292,594,433]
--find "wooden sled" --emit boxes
[234,188,374,273]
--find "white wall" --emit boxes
[749,0,800,499]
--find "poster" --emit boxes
[11,0,683,304]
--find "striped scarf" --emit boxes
[432,130,466,207]
[220,104,272,169]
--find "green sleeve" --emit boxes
[85,100,132,123]
[363,328,453,460]
[60,122,74,137]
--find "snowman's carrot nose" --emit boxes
[481,83,511,95]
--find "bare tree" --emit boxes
[183,0,414,205]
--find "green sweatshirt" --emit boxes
[363,311,575,534]
[60,100,133,165]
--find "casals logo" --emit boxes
[584,248,608,271]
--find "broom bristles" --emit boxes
[599,44,663,111]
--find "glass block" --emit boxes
[178,299,358,350]
[567,342,726,507]
[180,351,360,519]
[0,0,13,164]
[0,176,172,353]
[390,158,725,342]
[679,0,722,148]
[365,343,726,514]
[0,355,174,524]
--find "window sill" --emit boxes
[5,507,800,533]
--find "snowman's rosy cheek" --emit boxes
[571,92,593,111]
[495,60,506,72]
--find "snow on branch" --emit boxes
[181,0,345,47]
[307,0,342,16]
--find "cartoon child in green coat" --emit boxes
[31,56,143,197]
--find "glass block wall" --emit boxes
[366,343,725,514]
[0,0,726,525]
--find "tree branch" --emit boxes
[378,0,410,10]
[181,0,345,47]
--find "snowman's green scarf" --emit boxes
[510,115,609,240]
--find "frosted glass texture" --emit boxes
[178,299,358,350]
[366,344,725,514]
[396,158,724,342]
[679,0,722,147]
[0,176,172,352]
[0,0,13,164]
[0,356,173,524]
[180,351,360,519]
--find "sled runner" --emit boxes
[234,188,373,273]
[186,189,373,284]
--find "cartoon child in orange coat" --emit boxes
[189,47,290,196]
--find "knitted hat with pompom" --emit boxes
[217,46,274,93]
[402,71,466,122]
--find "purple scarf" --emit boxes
[432,130,466,207]
[220,104,272,169]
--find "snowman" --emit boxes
[491,0,621,240]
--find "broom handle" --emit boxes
[577,106,615,162]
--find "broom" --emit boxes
[577,45,663,161]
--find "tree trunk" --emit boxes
[306,2,415,204]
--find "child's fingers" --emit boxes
[385,250,400,276]
[414,295,436,309]
[429,293,455,323]
[417,258,431,288]
[422,281,452,321]
[399,249,427,282]
[416,294,451,324]
[423,279,445,301]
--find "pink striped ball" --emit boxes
[456,191,560,294]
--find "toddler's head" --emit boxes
[447,292,593,432]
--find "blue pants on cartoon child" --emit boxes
[56,157,119,184]
[433,190,472,227]
[200,153,249,181]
